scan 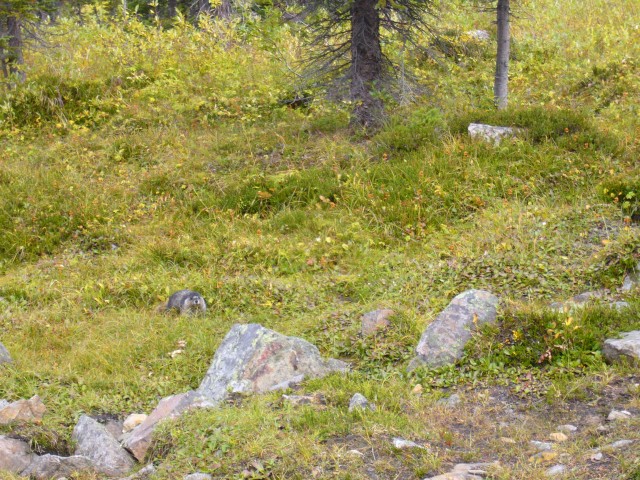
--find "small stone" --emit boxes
[557,424,577,433]
[348,393,375,412]
[184,473,213,480]
[608,439,633,450]
[392,437,426,450]
[119,464,157,480]
[0,395,46,425]
[346,449,364,457]
[361,309,394,336]
[583,414,602,426]
[412,384,423,395]
[529,451,558,464]
[607,409,632,421]
[437,394,461,408]
[0,341,12,364]
[596,425,610,434]
[123,414,148,433]
[621,262,640,292]
[531,441,553,452]
[590,451,603,462]
[282,393,325,406]
[549,432,568,442]
[500,437,516,444]
[545,464,566,477]
[465,30,490,41]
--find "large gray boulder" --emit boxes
[195,323,349,404]
[0,341,11,364]
[21,454,95,479]
[72,415,135,476]
[124,324,347,462]
[0,435,34,474]
[408,290,499,371]
[603,331,640,364]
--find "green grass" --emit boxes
[0,0,639,478]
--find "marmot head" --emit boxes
[183,294,205,312]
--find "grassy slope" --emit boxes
[0,0,639,478]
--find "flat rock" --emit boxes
[0,395,46,425]
[118,464,156,480]
[0,341,11,364]
[549,432,568,442]
[607,439,633,450]
[607,409,632,421]
[21,454,95,479]
[0,435,34,473]
[437,394,461,408]
[557,424,577,433]
[465,30,490,41]
[123,391,196,462]
[184,474,213,480]
[72,415,135,477]
[531,441,553,452]
[392,437,426,450]
[195,323,349,405]
[545,464,566,477]
[348,393,375,412]
[282,393,326,406]
[468,123,521,145]
[361,309,394,336]
[425,462,498,479]
[408,290,499,370]
[603,331,640,364]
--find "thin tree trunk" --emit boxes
[214,0,232,19]
[494,0,510,110]
[167,0,177,18]
[191,0,211,20]
[7,16,26,83]
[349,0,384,128]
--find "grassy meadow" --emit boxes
[0,0,639,478]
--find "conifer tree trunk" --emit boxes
[494,0,510,110]
[349,0,384,128]
[167,0,177,18]
[6,16,26,83]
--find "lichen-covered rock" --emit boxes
[465,30,490,41]
[21,454,95,479]
[361,309,394,336]
[195,323,349,404]
[0,395,46,425]
[184,474,213,480]
[621,261,640,292]
[122,391,196,462]
[348,393,375,412]
[0,435,33,473]
[117,463,156,480]
[468,123,522,145]
[72,415,135,476]
[0,341,11,364]
[408,290,499,371]
[603,331,640,364]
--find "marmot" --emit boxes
[164,289,207,315]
